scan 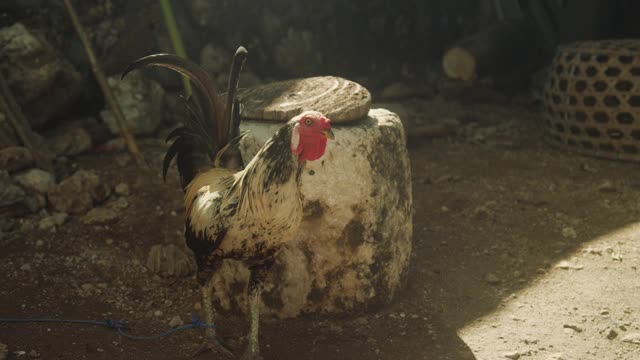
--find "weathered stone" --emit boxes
[168,315,184,328]
[206,108,412,318]
[0,147,33,173]
[13,169,55,194]
[48,170,110,214]
[0,342,7,360]
[49,127,93,156]
[0,23,82,128]
[0,170,26,207]
[114,183,130,196]
[146,244,197,278]
[100,71,164,135]
[38,212,68,231]
[622,332,640,344]
[238,76,371,123]
[82,207,119,225]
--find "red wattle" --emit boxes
[297,135,328,161]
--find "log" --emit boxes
[442,20,542,82]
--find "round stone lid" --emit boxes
[237,76,371,123]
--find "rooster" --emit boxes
[123,47,334,359]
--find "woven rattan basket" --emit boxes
[543,40,640,161]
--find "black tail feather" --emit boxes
[123,47,248,189]
[224,47,248,140]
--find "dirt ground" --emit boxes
[2,98,640,360]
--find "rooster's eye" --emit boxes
[304,118,313,125]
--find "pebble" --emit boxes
[154,310,163,317]
[561,227,577,239]
[622,332,640,344]
[597,180,616,192]
[105,238,114,245]
[485,273,500,284]
[168,315,184,328]
[563,324,583,333]
[28,349,40,358]
[13,169,55,194]
[556,260,584,270]
[0,343,7,360]
[503,350,520,359]
[0,147,34,173]
[82,208,119,225]
[114,183,130,196]
[20,263,31,271]
[604,327,618,340]
[38,212,68,231]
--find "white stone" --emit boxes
[101,71,164,135]
[209,108,413,318]
[13,169,55,194]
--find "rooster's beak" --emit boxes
[323,128,335,140]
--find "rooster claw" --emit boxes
[192,337,235,358]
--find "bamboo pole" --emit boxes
[159,0,193,96]
[0,72,53,171]
[63,0,145,166]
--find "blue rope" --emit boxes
[0,314,215,340]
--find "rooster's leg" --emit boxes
[193,279,234,358]
[242,261,273,360]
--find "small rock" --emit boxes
[556,261,584,270]
[563,324,583,333]
[0,147,34,173]
[38,212,68,231]
[146,244,196,278]
[101,72,164,135]
[597,180,616,193]
[108,197,129,210]
[0,23,82,127]
[153,310,163,317]
[114,183,130,196]
[485,273,500,284]
[13,169,55,194]
[82,208,119,225]
[48,170,110,214]
[105,238,114,245]
[604,327,618,340]
[20,263,31,271]
[28,349,40,358]
[503,351,520,359]
[50,127,93,156]
[622,332,640,344]
[0,342,7,360]
[0,171,27,207]
[561,226,577,239]
[168,315,184,328]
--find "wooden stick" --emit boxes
[159,0,193,97]
[0,72,53,171]
[63,0,145,166]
